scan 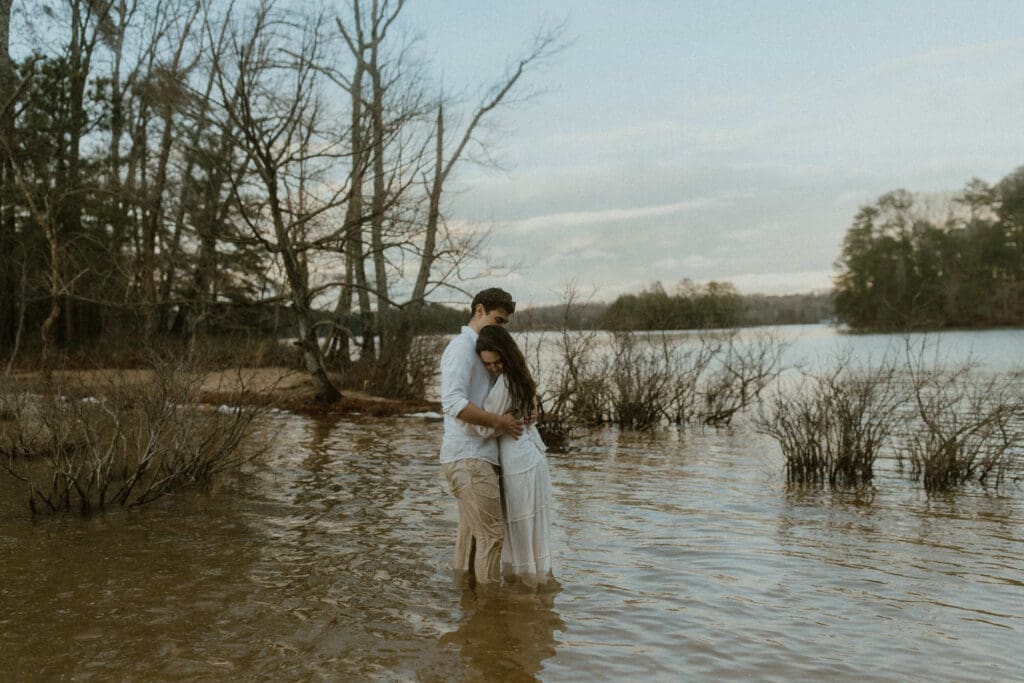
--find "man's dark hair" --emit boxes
[470,288,515,317]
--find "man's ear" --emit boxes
[472,303,484,318]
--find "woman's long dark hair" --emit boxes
[476,325,536,417]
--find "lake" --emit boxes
[2,325,1022,680]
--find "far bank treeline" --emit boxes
[515,284,832,331]
[833,168,1024,330]
[318,285,833,334]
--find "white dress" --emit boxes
[475,375,554,584]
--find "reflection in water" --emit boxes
[438,583,565,681]
[0,495,266,680]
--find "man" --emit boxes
[439,287,524,585]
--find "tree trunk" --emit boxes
[60,0,91,348]
[325,50,365,368]
[40,223,62,379]
[0,0,14,345]
[162,8,230,336]
[105,0,132,285]
[368,25,403,392]
[379,310,413,398]
[264,167,340,404]
[4,259,27,374]
[385,103,447,395]
[352,88,375,358]
[142,9,197,338]
[324,249,354,367]
[368,38,389,356]
[410,103,445,306]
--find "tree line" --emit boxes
[833,167,1024,330]
[0,0,563,400]
[516,283,832,331]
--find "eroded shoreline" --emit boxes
[3,366,440,418]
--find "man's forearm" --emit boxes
[456,403,501,429]
[458,402,524,440]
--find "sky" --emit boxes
[396,1,1024,308]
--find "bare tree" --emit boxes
[0,0,14,346]
[339,3,567,397]
[215,1,351,403]
[0,150,78,376]
[162,0,254,347]
[412,24,567,307]
[98,0,141,297]
[138,0,203,337]
[323,0,379,367]
[0,0,565,406]
[0,30,87,375]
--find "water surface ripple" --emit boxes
[3,409,1022,680]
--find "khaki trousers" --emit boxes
[443,458,504,584]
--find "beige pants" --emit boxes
[443,458,504,584]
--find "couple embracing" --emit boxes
[439,288,554,588]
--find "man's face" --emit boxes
[475,306,512,328]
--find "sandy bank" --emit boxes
[3,367,440,418]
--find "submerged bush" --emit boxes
[0,356,267,515]
[603,328,786,430]
[516,289,609,451]
[405,335,448,400]
[755,357,904,487]
[608,332,673,430]
[901,349,1024,492]
[758,339,1024,493]
[520,292,789,446]
[698,330,785,427]
[662,335,715,426]
[524,329,607,452]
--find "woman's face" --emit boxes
[479,350,504,377]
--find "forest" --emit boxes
[833,168,1024,330]
[516,284,831,331]
[0,0,564,400]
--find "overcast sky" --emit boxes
[397,1,1024,308]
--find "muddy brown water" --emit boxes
[2,326,1023,680]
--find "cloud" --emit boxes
[537,119,778,155]
[719,270,835,296]
[683,254,717,269]
[542,120,681,148]
[503,197,721,233]
[867,39,1024,77]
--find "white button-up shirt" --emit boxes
[439,326,499,465]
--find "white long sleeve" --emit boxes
[439,326,499,465]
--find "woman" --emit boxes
[474,325,554,586]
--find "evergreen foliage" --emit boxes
[515,288,832,332]
[602,280,742,330]
[833,170,1024,330]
